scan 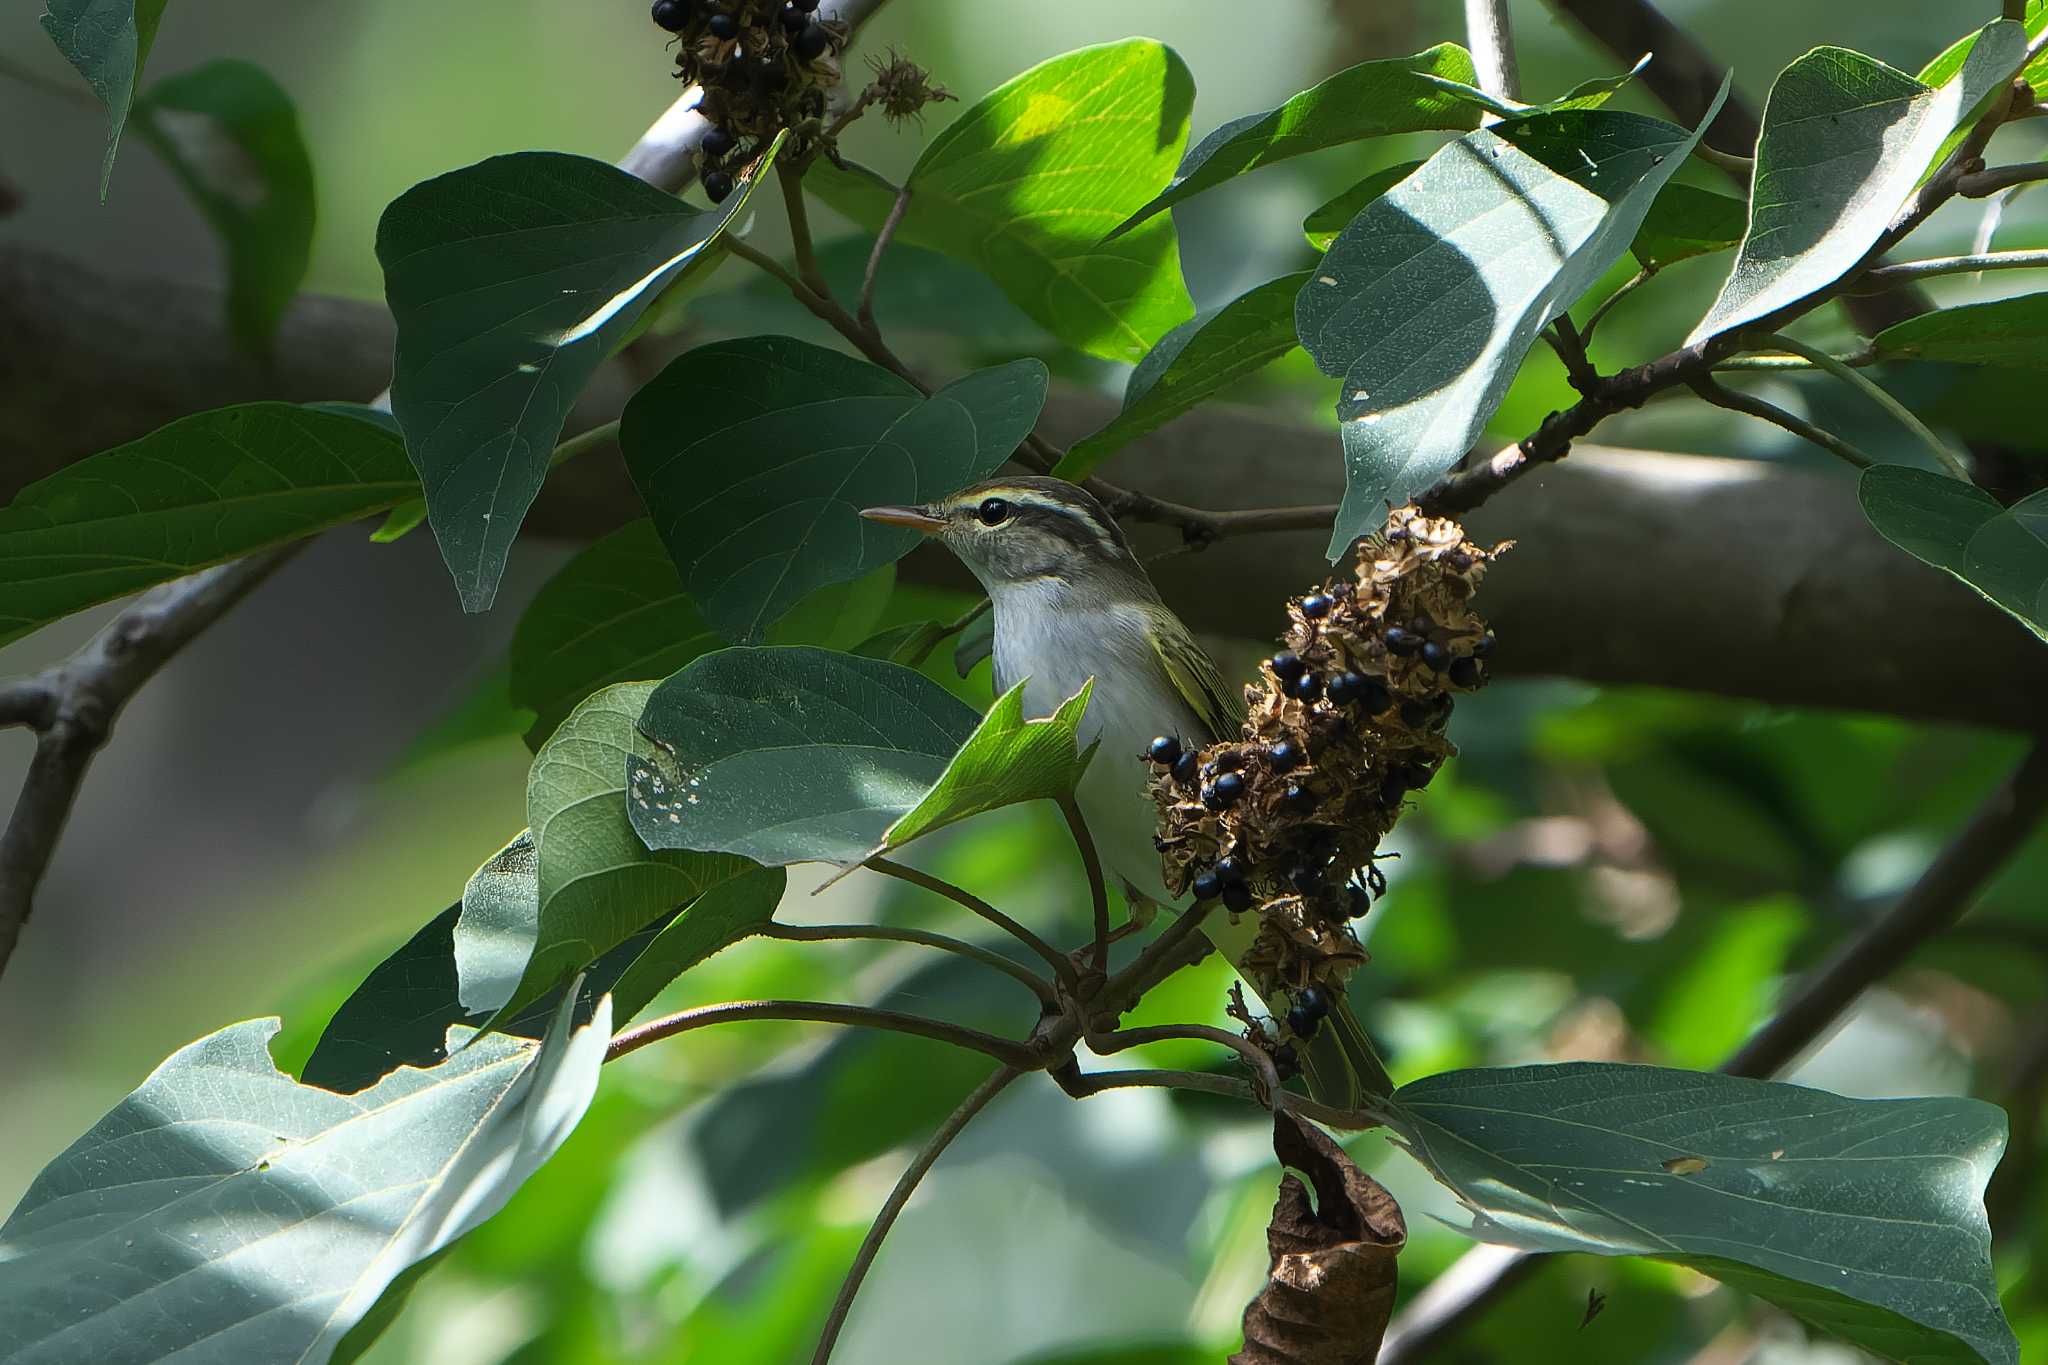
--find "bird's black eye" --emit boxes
[976,497,1011,526]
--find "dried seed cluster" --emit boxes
[1146,504,1509,1046]
[649,0,842,200]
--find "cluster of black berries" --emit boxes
[648,0,840,201]
[1146,504,1508,1049]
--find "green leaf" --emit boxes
[954,607,995,678]
[0,402,415,648]
[620,335,1045,642]
[878,680,1096,855]
[1298,95,1723,557]
[807,40,1196,362]
[1873,292,2048,368]
[852,619,948,664]
[131,59,314,357]
[0,992,608,1365]
[1302,161,1421,251]
[1919,2,2048,99]
[1384,1063,2016,1365]
[301,903,472,1092]
[378,143,776,614]
[498,683,754,1020]
[1630,182,1749,270]
[604,864,787,1022]
[1112,43,1480,235]
[630,646,980,867]
[1686,25,2027,347]
[1054,271,1310,480]
[1859,466,2048,643]
[40,0,170,197]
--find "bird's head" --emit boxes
[861,476,1150,597]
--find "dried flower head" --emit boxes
[652,0,847,178]
[866,49,956,124]
[1147,504,1510,1041]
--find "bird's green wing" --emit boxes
[1148,619,1245,744]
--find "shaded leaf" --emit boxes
[1873,292,2048,368]
[877,680,1096,855]
[1384,1062,2016,1365]
[0,402,415,648]
[630,646,980,867]
[808,41,1196,362]
[1055,272,1311,480]
[604,864,787,1022]
[132,59,314,356]
[1859,465,2048,643]
[620,335,1044,642]
[1417,53,1647,120]
[40,0,170,196]
[1686,26,2026,346]
[1114,43,1480,234]
[378,143,777,613]
[1298,95,1723,556]
[1630,182,1748,270]
[853,619,948,664]
[1302,161,1420,251]
[0,992,607,1365]
[954,606,996,678]
[1234,1111,1405,1365]
[301,903,470,1092]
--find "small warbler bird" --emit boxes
[862,476,1391,1106]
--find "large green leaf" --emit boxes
[603,864,787,1019]
[630,646,980,867]
[0,402,415,648]
[879,679,1096,854]
[132,59,314,356]
[1382,1063,2015,1364]
[1297,96,1722,557]
[0,992,607,1365]
[1859,466,2048,643]
[1110,43,1480,235]
[807,40,1196,362]
[378,144,774,613]
[1919,2,2048,107]
[1685,25,2026,347]
[1630,182,1749,271]
[40,0,170,196]
[1872,292,2048,368]
[620,336,1045,642]
[1054,272,1309,481]
[1302,161,1421,251]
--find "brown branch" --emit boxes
[603,998,1041,1068]
[858,183,913,335]
[1687,376,1876,470]
[1957,160,2048,198]
[1060,796,1112,974]
[866,857,1076,985]
[761,921,1055,1004]
[1378,739,2048,1362]
[0,547,300,979]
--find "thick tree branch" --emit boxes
[1379,740,2048,1361]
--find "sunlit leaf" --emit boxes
[877,680,1096,855]
[1859,465,2048,643]
[40,0,170,196]
[1302,162,1420,251]
[1630,182,1748,270]
[1872,292,2048,368]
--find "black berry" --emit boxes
[701,126,736,158]
[752,59,789,91]
[1146,735,1182,766]
[1269,650,1306,682]
[1399,761,1434,790]
[1296,984,1330,1019]
[1421,639,1452,671]
[1214,855,1247,884]
[780,3,808,30]
[1191,870,1224,901]
[706,11,739,38]
[1399,700,1430,727]
[1200,784,1223,810]
[1346,885,1372,918]
[1288,863,1324,896]
[1266,738,1302,772]
[651,0,692,31]
[1449,657,1481,688]
[1473,631,1496,659]
[1286,1002,1322,1038]
[793,21,830,58]
[1281,782,1315,813]
[794,0,819,9]
[1208,749,1243,773]
[702,169,735,202]
[1172,751,1201,785]
[1213,771,1246,806]
[1301,593,1333,619]
[1221,881,1254,913]
[1384,626,1421,655]
[1273,1043,1300,1079]
[1325,670,1367,706]
[1284,672,1322,703]
[1446,548,1473,572]
[1358,677,1391,713]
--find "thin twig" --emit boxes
[778,160,831,298]
[859,184,913,336]
[1687,377,1876,470]
[1757,331,1968,479]
[867,856,1076,986]
[1544,316,1600,392]
[1851,246,2048,289]
[1578,267,1653,348]
[725,235,933,392]
[762,921,1055,1004]
[1089,1021,1282,1107]
[1957,160,2048,198]
[0,547,301,979]
[603,998,1040,1068]
[1059,1065,1385,1130]
[1101,899,1216,1011]
[1059,797,1112,975]
[811,1065,1024,1364]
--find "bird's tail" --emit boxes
[1301,996,1394,1110]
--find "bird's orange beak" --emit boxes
[860,504,947,534]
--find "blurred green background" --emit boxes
[3,2,2046,1361]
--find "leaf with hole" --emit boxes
[806,40,1196,362]
[621,335,1044,642]
[1872,292,2048,369]
[1859,465,2048,643]
[132,59,314,357]
[1685,24,2027,346]
[1630,182,1748,270]
[1383,1062,2015,1364]
[1297,92,1724,557]
[630,646,981,867]
[1112,43,1480,235]
[378,141,778,613]
[0,991,607,1365]
[0,402,416,648]
[1055,272,1311,481]
[40,0,170,196]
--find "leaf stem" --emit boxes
[1687,377,1876,470]
[1850,246,2048,289]
[1577,266,1653,349]
[778,160,831,299]
[811,1065,1024,1364]
[1061,1065,1385,1130]
[762,921,1055,1004]
[867,857,1076,986]
[549,418,621,469]
[603,998,1039,1067]
[1089,1021,1281,1107]
[1058,797,1111,975]
[1754,332,1968,479]
[1956,160,2048,198]
[859,184,913,337]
